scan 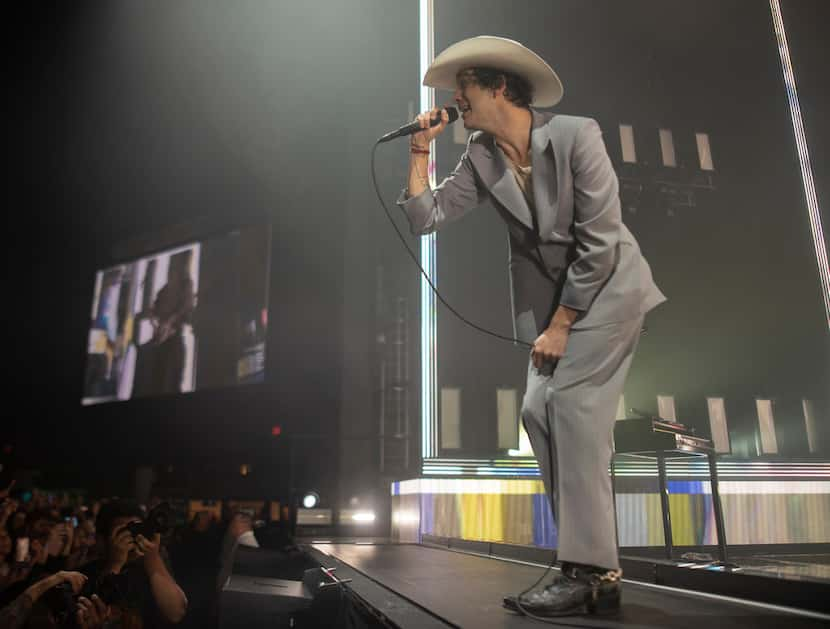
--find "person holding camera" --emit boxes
[0,569,110,629]
[81,500,187,627]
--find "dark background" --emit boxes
[5,1,828,527]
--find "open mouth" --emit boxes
[458,102,472,115]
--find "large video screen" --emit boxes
[82,226,271,405]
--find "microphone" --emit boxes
[378,106,458,143]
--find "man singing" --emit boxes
[398,36,665,617]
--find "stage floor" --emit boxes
[307,542,829,628]
[731,552,830,581]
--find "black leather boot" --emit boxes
[502,563,622,617]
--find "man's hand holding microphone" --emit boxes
[407,107,453,199]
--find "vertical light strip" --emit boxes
[770,0,830,330]
[419,0,438,459]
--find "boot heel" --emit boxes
[586,592,620,615]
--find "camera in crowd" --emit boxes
[125,501,173,540]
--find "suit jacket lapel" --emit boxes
[530,110,559,237]
[469,137,534,231]
[467,111,558,233]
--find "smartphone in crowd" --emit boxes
[15,537,30,563]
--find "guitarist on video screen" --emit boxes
[149,250,196,394]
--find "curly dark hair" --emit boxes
[458,67,534,109]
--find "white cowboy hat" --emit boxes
[423,36,563,108]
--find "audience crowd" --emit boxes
[0,479,276,629]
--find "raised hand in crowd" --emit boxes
[51,569,88,594]
[137,533,188,624]
[76,594,110,629]
[106,522,137,573]
[0,570,87,629]
[135,533,160,562]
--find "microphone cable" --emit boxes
[370,139,533,350]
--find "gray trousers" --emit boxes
[520,315,644,571]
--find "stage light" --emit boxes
[619,124,637,163]
[496,388,519,450]
[392,510,420,525]
[770,0,829,328]
[302,492,319,509]
[659,129,677,168]
[695,132,714,171]
[706,398,731,454]
[756,399,779,455]
[351,511,376,523]
[657,395,677,421]
[440,387,461,449]
[419,0,439,461]
[803,400,819,454]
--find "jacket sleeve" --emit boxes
[396,140,486,235]
[558,119,621,312]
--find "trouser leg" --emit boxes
[521,316,644,571]
[521,363,559,525]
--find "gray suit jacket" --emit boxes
[398,110,666,343]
